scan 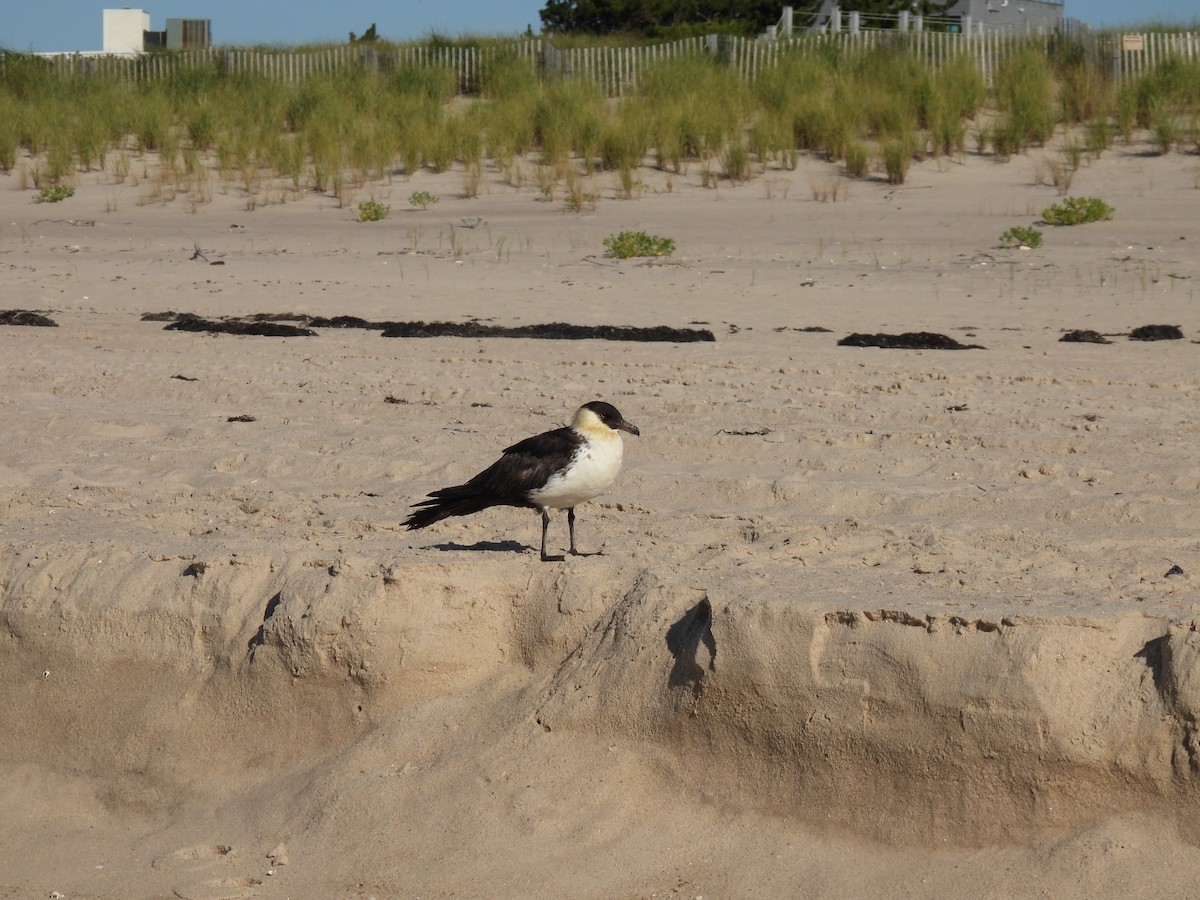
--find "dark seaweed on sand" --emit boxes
[1060,330,1113,344]
[0,309,58,327]
[146,312,712,343]
[243,313,312,323]
[164,314,317,337]
[378,321,716,343]
[1129,324,1184,341]
[306,315,378,330]
[838,332,985,350]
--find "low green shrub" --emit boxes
[1042,196,1114,226]
[33,185,74,204]
[1000,225,1043,248]
[603,230,675,259]
[357,200,390,222]
[564,191,600,213]
[409,190,439,210]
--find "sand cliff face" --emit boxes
[4,546,1198,848]
[2,146,1200,895]
[539,578,1200,842]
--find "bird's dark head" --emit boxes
[577,400,640,436]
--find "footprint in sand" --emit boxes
[151,843,235,871]
[151,844,263,900]
[171,876,263,900]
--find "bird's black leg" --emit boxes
[539,508,567,561]
[567,508,604,557]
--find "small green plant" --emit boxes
[844,141,869,178]
[721,142,751,184]
[990,120,1022,160]
[1045,155,1076,194]
[1000,225,1043,249]
[564,191,600,213]
[603,230,675,259]
[1153,117,1177,155]
[409,190,439,210]
[1042,196,1114,226]
[931,107,968,157]
[1085,117,1112,159]
[357,200,390,222]
[33,185,75,204]
[1061,138,1083,172]
[881,139,912,185]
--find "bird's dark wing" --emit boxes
[499,425,580,459]
[404,425,583,530]
[464,425,582,501]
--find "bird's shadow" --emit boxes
[666,598,716,689]
[429,541,606,561]
[542,549,605,562]
[432,540,531,554]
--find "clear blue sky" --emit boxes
[1,2,1196,53]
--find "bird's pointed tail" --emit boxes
[403,487,496,530]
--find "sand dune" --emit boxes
[2,144,1199,897]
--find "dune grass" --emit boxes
[1,33,1197,205]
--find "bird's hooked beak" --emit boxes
[619,419,640,437]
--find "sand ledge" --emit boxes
[5,545,1199,850]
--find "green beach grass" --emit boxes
[2,32,1197,204]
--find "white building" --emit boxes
[951,0,1064,33]
[102,8,151,55]
[798,1,1065,34]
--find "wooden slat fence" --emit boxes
[550,36,708,95]
[216,41,545,93]
[16,42,544,93]
[9,31,1198,95]
[1111,31,1200,81]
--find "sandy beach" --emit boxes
[2,141,1199,898]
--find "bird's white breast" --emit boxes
[527,428,624,510]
